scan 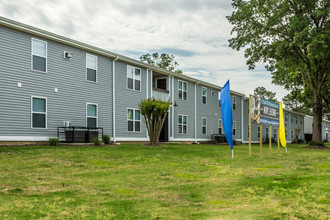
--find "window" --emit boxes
[291,115,293,123]
[258,126,260,138]
[178,80,187,100]
[285,130,288,139]
[86,54,97,82]
[300,120,302,125]
[127,66,141,91]
[202,117,207,135]
[285,116,288,122]
[291,130,293,139]
[178,114,187,134]
[233,121,236,136]
[31,38,47,72]
[127,109,140,132]
[232,96,236,110]
[218,119,222,134]
[218,92,221,107]
[86,103,98,128]
[295,116,298,123]
[273,128,277,139]
[266,127,269,137]
[202,87,207,104]
[31,97,47,128]
[247,125,249,137]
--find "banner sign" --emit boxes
[251,96,279,126]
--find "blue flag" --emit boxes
[220,80,234,149]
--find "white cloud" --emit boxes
[0,0,289,100]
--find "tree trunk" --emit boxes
[312,95,323,143]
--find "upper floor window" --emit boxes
[218,91,221,107]
[127,109,141,132]
[31,38,47,72]
[202,117,207,135]
[295,116,298,123]
[232,96,236,110]
[127,66,141,91]
[178,114,187,134]
[86,103,98,128]
[202,87,207,104]
[86,54,97,82]
[218,119,222,134]
[178,80,187,100]
[31,96,47,128]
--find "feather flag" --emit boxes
[220,80,234,151]
[279,102,287,147]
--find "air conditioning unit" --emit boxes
[64,51,73,59]
[63,121,72,127]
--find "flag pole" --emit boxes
[249,95,252,156]
[269,125,272,153]
[285,146,287,152]
[260,124,262,154]
[232,149,234,159]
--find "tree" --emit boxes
[227,0,329,143]
[139,52,183,74]
[254,86,277,102]
[139,98,170,146]
[282,89,313,115]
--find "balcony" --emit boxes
[152,88,169,102]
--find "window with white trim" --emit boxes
[32,38,47,72]
[258,126,261,138]
[273,128,277,139]
[232,96,236,110]
[178,114,187,134]
[31,97,47,128]
[218,91,221,107]
[233,121,236,136]
[87,103,98,128]
[128,109,140,132]
[127,66,141,91]
[86,54,97,82]
[218,119,222,134]
[202,117,207,135]
[266,127,269,138]
[178,80,187,100]
[202,87,207,104]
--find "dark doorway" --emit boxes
[159,114,169,142]
[156,78,167,90]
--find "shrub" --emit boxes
[210,139,217,144]
[93,137,101,146]
[49,137,59,146]
[102,134,110,144]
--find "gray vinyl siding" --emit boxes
[114,61,147,138]
[0,25,113,138]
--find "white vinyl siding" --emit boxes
[31,38,47,73]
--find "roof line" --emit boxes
[0,16,245,97]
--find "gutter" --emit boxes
[112,55,119,142]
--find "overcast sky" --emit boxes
[1,0,289,100]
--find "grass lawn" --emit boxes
[0,143,329,219]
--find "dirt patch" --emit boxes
[303,145,330,150]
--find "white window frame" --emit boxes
[233,121,236,136]
[86,103,98,127]
[127,108,141,132]
[202,87,207,104]
[258,126,260,138]
[31,38,47,73]
[86,54,98,83]
[31,96,47,129]
[127,65,141,91]
[218,119,222,134]
[232,96,236,110]
[178,114,188,134]
[202,117,207,135]
[178,80,188,101]
[218,91,221,108]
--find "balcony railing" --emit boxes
[152,88,169,102]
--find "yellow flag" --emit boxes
[279,102,286,147]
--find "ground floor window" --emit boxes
[258,126,260,138]
[178,114,187,134]
[233,121,236,136]
[218,119,222,134]
[128,108,140,132]
[87,103,98,128]
[202,117,207,135]
[31,96,47,128]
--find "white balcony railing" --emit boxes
[152,88,170,102]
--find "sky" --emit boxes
[0,0,289,100]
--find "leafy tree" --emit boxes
[139,52,183,74]
[227,0,329,143]
[139,98,170,146]
[253,86,277,102]
[282,89,313,115]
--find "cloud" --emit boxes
[0,0,289,101]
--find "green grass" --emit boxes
[0,143,329,219]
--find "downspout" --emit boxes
[241,98,244,143]
[194,81,200,143]
[112,56,119,142]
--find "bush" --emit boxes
[102,134,110,144]
[48,137,59,146]
[210,139,217,144]
[93,137,101,146]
